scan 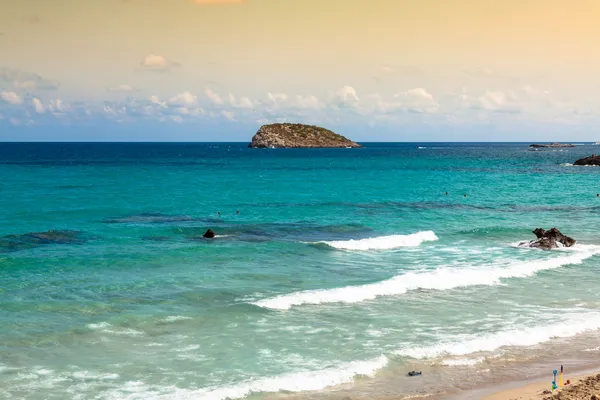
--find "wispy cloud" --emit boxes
[139,54,180,72]
[0,67,60,91]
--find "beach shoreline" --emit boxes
[438,364,600,400]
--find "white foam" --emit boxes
[317,231,438,251]
[161,316,192,323]
[87,322,111,329]
[104,356,387,400]
[440,357,485,366]
[395,312,600,359]
[253,245,600,310]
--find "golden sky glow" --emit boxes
[0,0,599,140]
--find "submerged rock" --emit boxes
[0,230,85,252]
[574,155,600,166]
[203,229,216,239]
[104,213,195,224]
[248,123,362,148]
[520,227,576,250]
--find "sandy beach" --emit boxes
[484,371,600,400]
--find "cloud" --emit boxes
[107,84,137,93]
[32,98,45,113]
[228,93,253,109]
[1,91,23,105]
[168,91,197,106]
[147,95,166,108]
[221,110,235,120]
[392,88,439,113]
[0,67,60,91]
[333,86,360,108]
[139,54,180,72]
[205,89,224,105]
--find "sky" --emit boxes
[1,0,600,142]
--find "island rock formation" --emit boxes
[248,123,362,148]
[573,155,600,166]
[529,143,575,148]
[519,228,576,250]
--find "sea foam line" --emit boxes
[105,355,387,400]
[395,311,600,359]
[253,245,600,310]
[316,230,438,251]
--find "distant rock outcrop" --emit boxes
[248,123,362,149]
[519,228,576,250]
[529,143,575,148]
[573,155,600,166]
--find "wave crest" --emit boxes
[316,231,438,251]
[253,245,600,310]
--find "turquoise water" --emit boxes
[1,143,600,399]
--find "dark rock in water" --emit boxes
[203,229,216,239]
[521,227,576,250]
[529,142,575,148]
[0,230,85,252]
[573,155,600,166]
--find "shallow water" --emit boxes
[1,142,599,399]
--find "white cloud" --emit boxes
[140,54,180,72]
[360,88,439,114]
[392,88,439,113]
[456,86,550,114]
[292,95,324,110]
[205,89,224,105]
[228,93,253,109]
[32,98,45,113]
[221,110,235,120]
[334,86,360,107]
[478,91,513,111]
[48,99,66,113]
[169,91,197,106]
[1,91,23,105]
[150,95,167,108]
[266,92,288,105]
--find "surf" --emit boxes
[314,230,438,251]
[253,245,600,310]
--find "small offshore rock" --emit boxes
[203,229,216,239]
[574,155,600,166]
[523,227,576,250]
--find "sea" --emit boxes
[1,142,600,400]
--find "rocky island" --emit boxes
[529,142,575,148]
[573,154,600,166]
[248,123,362,148]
